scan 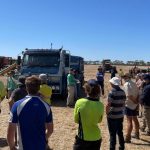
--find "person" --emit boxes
[106,77,126,150]
[0,79,6,113]
[74,69,81,99]
[118,69,124,85]
[8,76,27,110]
[6,71,17,99]
[7,75,53,150]
[8,76,27,146]
[67,68,77,107]
[96,67,104,95]
[73,79,104,150]
[111,66,118,79]
[39,74,52,105]
[136,73,145,118]
[140,74,150,136]
[123,73,140,143]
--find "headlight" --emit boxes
[55,86,60,90]
[52,86,55,90]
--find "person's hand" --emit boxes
[106,102,111,114]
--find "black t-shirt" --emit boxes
[11,87,27,102]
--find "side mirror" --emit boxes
[17,56,21,65]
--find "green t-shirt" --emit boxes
[74,98,104,141]
[67,74,76,86]
[7,77,17,91]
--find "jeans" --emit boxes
[107,118,124,150]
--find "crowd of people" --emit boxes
[0,67,150,150]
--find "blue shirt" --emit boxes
[96,72,104,82]
[9,95,53,150]
[140,83,150,106]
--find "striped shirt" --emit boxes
[107,87,126,119]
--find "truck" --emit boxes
[102,59,112,72]
[17,48,84,97]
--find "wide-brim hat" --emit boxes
[109,77,120,86]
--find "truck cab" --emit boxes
[102,59,112,72]
[19,48,69,96]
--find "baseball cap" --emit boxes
[87,79,99,86]
[109,77,120,86]
[143,74,150,80]
[39,74,47,81]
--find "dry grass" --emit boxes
[0,65,150,150]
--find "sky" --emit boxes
[0,0,150,62]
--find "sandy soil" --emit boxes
[0,65,150,150]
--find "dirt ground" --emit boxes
[0,65,150,150]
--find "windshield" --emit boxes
[71,56,79,63]
[22,53,60,67]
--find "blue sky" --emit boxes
[0,0,150,62]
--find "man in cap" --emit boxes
[106,77,126,150]
[67,68,77,107]
[8,76,27,110]
[123,73,140,143]
[39,74,52,105]
[140,74,150,136]
[96,66,105,95]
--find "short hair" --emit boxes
[25,75,41,95]
[84,81,100,98]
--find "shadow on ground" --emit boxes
[0,138,8,148]
[51,88,86,107]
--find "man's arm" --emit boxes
[127,95,139,104]
[124,84,139,104]
[45,123,53,141]
[106,102,111,115]
[7,123,17,150]
[74,102,79,123]
[106,92,113,114]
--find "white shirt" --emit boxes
[124,80,139,110]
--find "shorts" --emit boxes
[125,107,139,116]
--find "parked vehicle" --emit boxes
[17,48,84,97]
[102,59,112,72]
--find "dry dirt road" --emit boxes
[0,65,150,150]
